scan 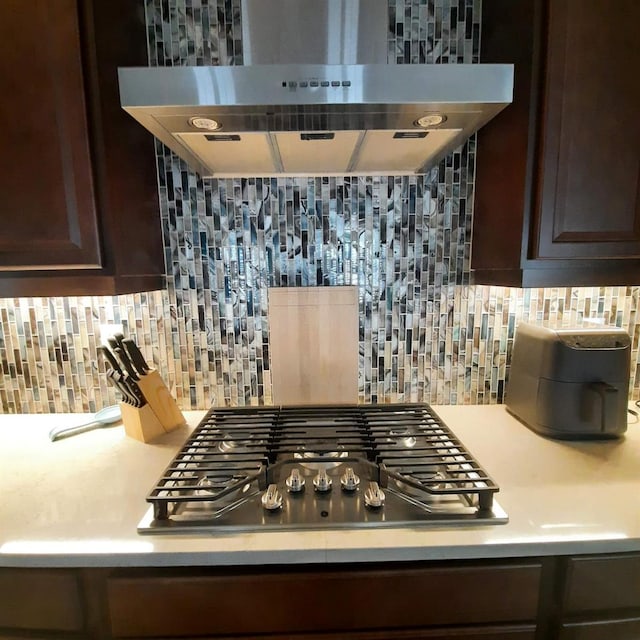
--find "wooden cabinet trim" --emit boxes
[559,616,640,640]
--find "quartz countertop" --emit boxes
[1,405,639,568]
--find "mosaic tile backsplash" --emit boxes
[1,0,640,414]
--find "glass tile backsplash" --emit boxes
[0,0,638,413]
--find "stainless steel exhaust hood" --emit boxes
[118,0,513,178]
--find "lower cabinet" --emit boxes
[0,554,638,639]
[106,562,541,638]
[557,554,640,640]
[0,568,84,634]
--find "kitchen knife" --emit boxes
[123,338,151,376]
[110,343,140,381]
[98,345,123,376]
[107,366,136,406]
[123,373,146,407]
[107,368,135,405]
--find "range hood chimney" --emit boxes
[118,0,513,178]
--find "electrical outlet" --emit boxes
[99,323,123,346]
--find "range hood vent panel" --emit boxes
[276,131,361,174]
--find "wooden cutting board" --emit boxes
[268,287,359,405]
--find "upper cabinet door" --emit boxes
[0,0,102,271]
[473,0,640,286]
[534,0,640,260]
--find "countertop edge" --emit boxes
[3,537,640,569]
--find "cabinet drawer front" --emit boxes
[107,563,542,637]
[0,568,84,632]
[564,554,640,614]
[559,617,640,640]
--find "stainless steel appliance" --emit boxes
[138,403,507,534]
[506,323,631,440]
[118,0,513,178]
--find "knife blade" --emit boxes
[123,338,151,376]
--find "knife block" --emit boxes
[120,402,167,443]
[120,370,185,443]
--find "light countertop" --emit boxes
[1,405,639,568]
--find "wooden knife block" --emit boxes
[120,370,185,443]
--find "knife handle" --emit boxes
[123,374,146,408]
[123,339,151,375]
[114,346,140,381]
[98,345,123,375]
[107,369,137,406]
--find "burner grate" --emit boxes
[145,403,500,522]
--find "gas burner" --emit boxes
[294,448,348,470]
[218,433,252,453]
[387,427,418,448]
[394,468,449,501]
[196,474,237,495]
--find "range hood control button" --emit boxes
[313,468,332,492]
[261,484,283,511]
[340,467,360,491]
[331,81,340,87]
[285,468,305,492]
[321,81,330,87]
[341,80,351,87]
[364,482,385,509]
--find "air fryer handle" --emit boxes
[587,381,618,433]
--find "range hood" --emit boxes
[118,0,513,178]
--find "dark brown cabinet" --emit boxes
[1,554,638,639]
[472,0,640,286]
[557,553,640,640]
[0,0,164,297]
[106,562,541,637]
[0,568,84,634]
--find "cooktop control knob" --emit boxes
[340,467,360,491]
[364,481,385,508]
[285,468,305,492]
[261,484,283,511]
[313,468,332,492]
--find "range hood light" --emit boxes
[415,114,447,128]
[188,117,222,131]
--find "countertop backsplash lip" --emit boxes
[0,0,639,415]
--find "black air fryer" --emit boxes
[506,323,631,440]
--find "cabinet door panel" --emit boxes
[107,563,541,637]
[0,0,101,270]
[535,0,640,260]
[563,554,640,615]
[0,568,84,632]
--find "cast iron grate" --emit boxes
[147,404,499,520]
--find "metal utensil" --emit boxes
[49,405,122,442]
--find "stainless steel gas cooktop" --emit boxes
[138,404,507,534]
